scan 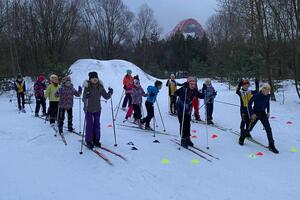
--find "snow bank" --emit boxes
[69,59,157,93]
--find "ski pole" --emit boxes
[80,98,88,154]
[204,91,210,150]
[114,90,125,120]
[79,97,82,135]
[215,100,239,107]
[179,88,188,148]
[156,101,166,132]
[153,116,159,143]
[110,96,118,147]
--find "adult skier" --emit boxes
[239,83,279,154]
[174,77,204,148]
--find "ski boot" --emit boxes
[180,139,189,148]
[187,138,194,147]
[86,142,94,149]
[35,113,39,117]
[239,135,246,146]
[269,143,279,154]
[93,140,101,148]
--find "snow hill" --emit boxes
[0,59,299,200]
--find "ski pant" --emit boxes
[122,93,132,108]
[169,95,177,113]
[192,97,200,119]
[49,101,59,124]
[246,112,275,145]
[142,101,154,127]
[35,97,46,115]
[240,107,251,134]
[126,105,134,119]
[133,104,142,120]
[206,103,214,120]
[17,92,25,110]
[178,113,191,139]
[58,108,73,131]
[85,111,101,143]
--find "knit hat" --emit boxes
[88,71,98,80]
[37,74,45,82]
[187,76,196,83]
[155,80,163,87]
[261,83,271,90]
[170,74,175,78]
[17,74,22,79]
[205,78,212,85]
[62,76,71,84]
[50,74,58,81]
[134,79,140,85]
[242,79,250,85]
[126,69,132,75]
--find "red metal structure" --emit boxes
[169,18,205,39]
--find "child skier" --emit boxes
[174,77,204,148]
[236,78,259,137]
[14,74,26,112]
[122,70,134,110]
[126,79,147,124]
[55,76,82,134]
[239,83,279,154]
[192,78,201,121]
[140,80,163,130]
[34,74,47,117]
[82,72,113,149]
[166,74,184,114]
[45,74,60,126]
[202,79,217,125]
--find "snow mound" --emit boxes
[69,59,156,93]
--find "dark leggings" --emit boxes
[178,114,191,139]
[58,108,73,130]
[17,93,25,110]
[122,94,132,108]
[247,112,275,144]
[142,101,154,127]
[35,98,46,114]
[49,101,59,124]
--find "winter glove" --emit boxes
[149,92,155,97]
[251,114,257,122]
[238,79,243,87]
[78,86,82,93]
[123,85,126,90]
[108,87,113,95]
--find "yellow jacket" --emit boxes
[45,83,60,102]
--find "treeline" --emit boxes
[205,0,300,100]
[0,0,299,100]
[0,0,207,79]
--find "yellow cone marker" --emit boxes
[290,147,298,153]
[191,159,200,164]
[161,159,170,164]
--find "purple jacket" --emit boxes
[56,84,82,109]
[34,81,46,98]
[131,86,146,105]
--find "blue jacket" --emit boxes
[202,84,216,104]
[146,85,159,104]
[174,84,204,115]
[248,92,270,115]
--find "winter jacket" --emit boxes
[34,81,46,99]
[14,80,26,94]
[82,80,112,113]
[132,86,146,105]
[123,75,134,88]
[166,79,184,96]
[248,92,270,115]
[56,84,82,109]
[202,84,216,104]
[146,85,159,104]
[125,83,134,95]
[45,83,60,102]
[174,84,204,115]
[236,80,259,108]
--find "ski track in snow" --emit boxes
[0,60,300,200]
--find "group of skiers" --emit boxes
[13,70,279,154]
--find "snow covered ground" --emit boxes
[0,59,299,200]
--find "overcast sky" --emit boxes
[123,0,218,34]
